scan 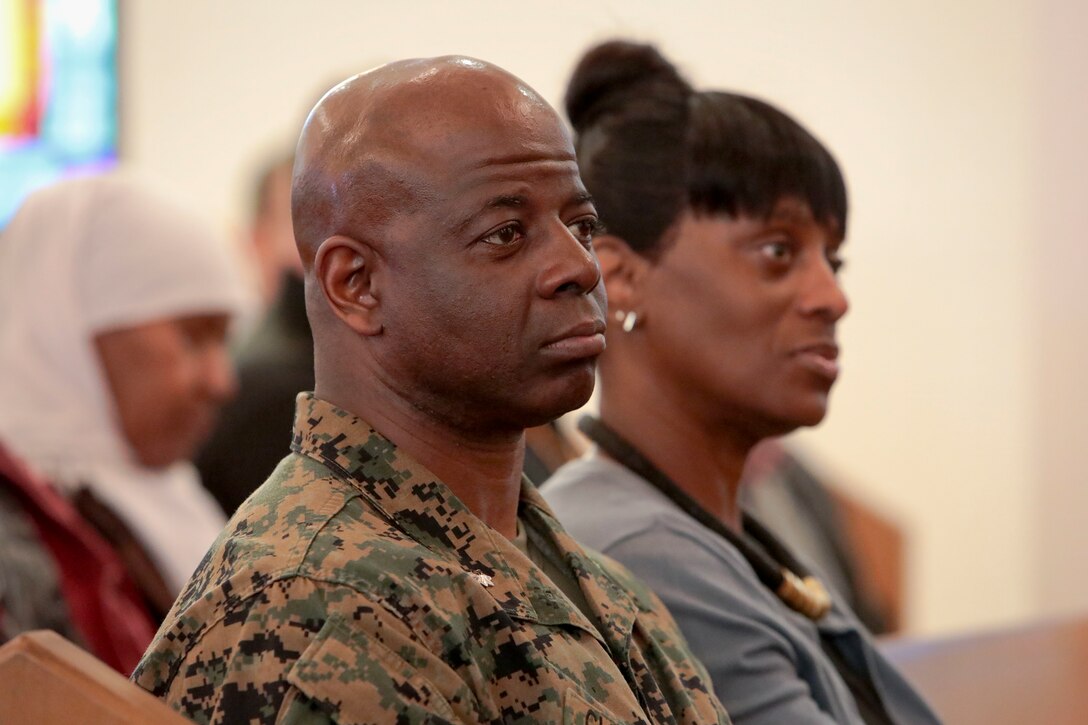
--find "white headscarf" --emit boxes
[0,173,245,593]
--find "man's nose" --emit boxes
[537,223,602,298]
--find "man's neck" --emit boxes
[315,380,525,539]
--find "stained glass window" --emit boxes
[0,0,118,226]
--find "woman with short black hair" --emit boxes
[544,40,938,724]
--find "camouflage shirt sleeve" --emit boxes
[583,548,730,724]
[146,574,482,724]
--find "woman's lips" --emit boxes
[793,343,840,382]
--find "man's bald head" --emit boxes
[297,55,602,436]
[291,56,561,266]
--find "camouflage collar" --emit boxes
[290,393,640,650]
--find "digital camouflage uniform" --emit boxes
[133,394,729,725]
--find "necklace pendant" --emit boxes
[777,569,831,620]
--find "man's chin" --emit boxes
[519,371,596,427]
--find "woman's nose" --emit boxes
[798,257,849,322]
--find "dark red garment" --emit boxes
[0,445,155,675]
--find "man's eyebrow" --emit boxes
[488,194,526,210]
[451,195,526,235]
[450,192,596,237]
[569,192,595,208]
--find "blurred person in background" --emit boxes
[197,152,313,515]
[246,151,305,310]
[0,439,155,674]
[543,41,937,724]
[0,174,244,631]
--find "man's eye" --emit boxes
[568,217,603,246]
[480,224,523,246]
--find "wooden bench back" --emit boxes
[882,615,1088,724]
[0,630,187,724]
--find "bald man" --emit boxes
[132,58,728,725]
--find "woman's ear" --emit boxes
[593,233,648,315]
[313,235,383,336]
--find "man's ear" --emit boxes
[313,235,383,336]
[593,234,648,315]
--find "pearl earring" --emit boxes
[622,311,638,333]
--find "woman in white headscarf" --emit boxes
[0,173,244,619]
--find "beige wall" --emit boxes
[1035,0,1088,619]
[121,0,1085,634]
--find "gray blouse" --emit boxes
[543,455,940,725]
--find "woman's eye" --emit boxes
[827,251,846,274]
[175,316,229,351]
[480,224,523,246]
[568,217,603,246]
[175,321,203,349]
[759,240,794,263]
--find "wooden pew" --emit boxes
[0,630,187,724]
[881,615,1088,725]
